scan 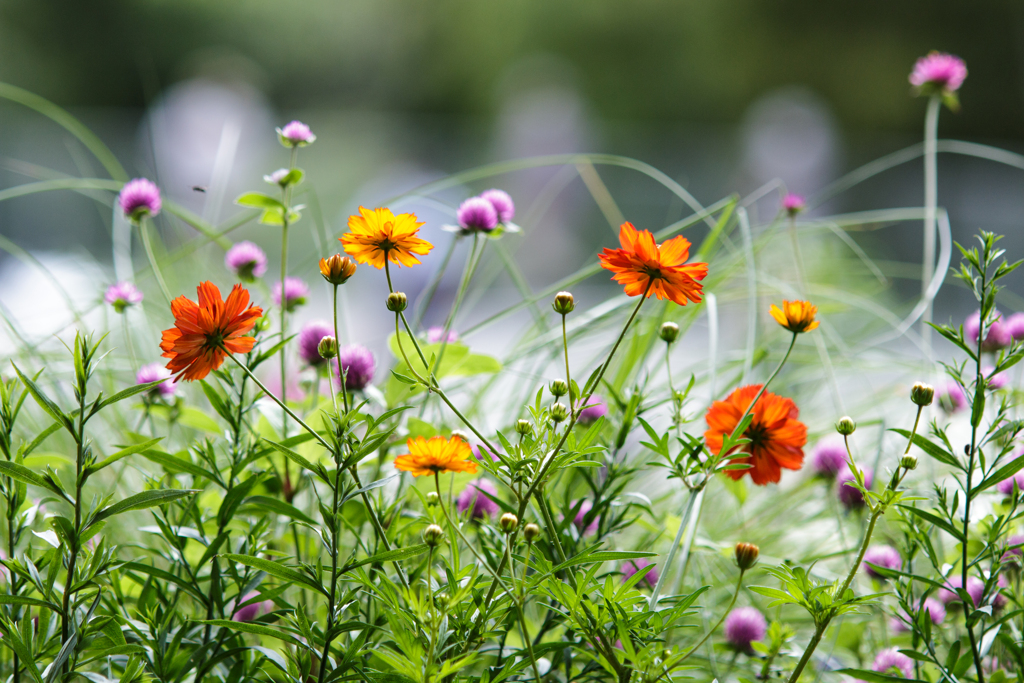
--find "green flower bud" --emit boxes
[552,291,575,315]
[523,523,541,542]
[423,523,444,547]
[835,416,857,436]
[900,455,919,471]
[317,335,338,360]
[550,402,569,423]
[659,322,680,343]
[386,292,408,312]
[515,419,533,435]
[450,430,471,443]
[425,492,439,507]
[500,513,519,533]
[549,380,569,397]
[435,592,450,610]
[911,382,935,407]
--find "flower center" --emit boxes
[744,422,768,450]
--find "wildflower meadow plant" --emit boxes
[2,49,1024,683]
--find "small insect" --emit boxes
[191,186,207,193]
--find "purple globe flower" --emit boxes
[997,472,1024,496]
[782,193,805,216]
[1006,313,1024,341]
[298,321,333,367]
[938,381,967,414]
[965,311,1012,352]
[837,467,872,510]
[272,277,310,312]
[723,607,766,653]
[872,648,914,679]
[573,499,599,535]
[480,189,515,224]
[232,591,274,622]
[427,327,459,344]
[277,120,316,147]
[983,366,1009,391]
[891,597,946,633]
[334,344,375,391]
[939,575,985,606]
[225,241,268,282]
[621,558,659,589]
[104,281,143,313]
[862,545,902,579]
[910,52,968,92]
[457,197,498,232]
[456,479,499,520]
[136,363,176,398]
[1004,534,1024,560]
[577,395,608,425]
[811,438,848,478]
[119,178,162,222]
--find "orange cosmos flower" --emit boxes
[393,435,478,477]
[769,300,819,333]
[160,282,263,381]
[598,222,708,306]
[340,206,433,269]
[704,384,807,486]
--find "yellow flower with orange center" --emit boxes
[340,206,433,269]
[393,435,478,477]
[769,300,819,333]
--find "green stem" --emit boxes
[904,405,923,455]
[432,474,510,592]
[431,232,482,376]
[332,286,349,414]
[139,217,172,303]
[670,571,745,669]
[562,314,572,413]
[413,236,459,330]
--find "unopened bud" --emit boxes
[660,322,680,344]
[910,382,934,407]
[553,291,575,315]
[515,419,533,435]
[900,455,918,471]
[450,430,470,443]
[425,492,439,507]
[549,380,569,397]
[423,524,444,547]
[734,542,760,570]
[317,336,338,360]
[500,513,519,533]
[435,592,450,609]
[835,416,857,436]
[523,523,541,542]
[550,402,569,423]
[386,292,408,312]
[319,254,357,285]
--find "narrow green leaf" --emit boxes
[221,553,327,596]
[261,438,327,483]
[235,192,286,212]
[98,382,163,410]
[891,429,960,469]
[86,438,163,476]
[975,454,1024,495]
[342,544,429,573]
[196,619,303,646]
[0,461,67,500]
[241,495,317,526]
[92,489,197,525]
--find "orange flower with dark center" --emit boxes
[704,384,806,486]
[340,206,433,269]
[770,300,819,333]
[599,222,708,306]
[160,282,263,381]
[394,435,478,477]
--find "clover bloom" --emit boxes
[136,363,176,398]
[891,598,946,633]
[837,467,871,510]
[910,52,968,93]
[105,282,143,313]
[272,278,309,312]
[965,310,1012,351]
[159,282,263,381]
[333,344,375,390]
[573,499,599,535]
[622,558,659,589]
[119,178,162,222]
[863,545,902,579]
[1004,534,1024,560]
[983,366,1009,390]
[480,189,515,223]
[277,120,315,147]
[937,381,967,414]
[298,321,333,367]
[599,222,708,306]
[997,469,1024,496]
[704,385,806,486]
[341,206,433,269]
[577,395,608,425]
[456,479,499,519]
[225,241,268,281]
[1006,312,1024,341]
[811,438,848,478]
[724,607,766,653]
[457,197,498,232]
[394,435,478,477]
[232,591,275,622]
[782,193,805,216]
[770,300,819,333]
[427,327,459,343]
[872,648,914,679]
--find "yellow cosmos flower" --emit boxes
[340,206,433,269]
[769,300,819,333]
[393,435,478,477]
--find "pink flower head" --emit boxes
[298,321,333,367]
[1006,313,1024,341]
[939,575,985,606]
[577,395,608,425]
[997,470,1024,496]
[910,52,968,93]
[621,558,659,589]
[724,607,766,653]
[782,193,806,217]
[232,591,275,622]
[264,168,290,186]
[457,197,498,232]
[224,241,268,282]
[837,467,871,510]
[272,277,310,312]
[480,189,515,224]
[811,438,848,478]
[104,281,143,313]
[136,362,176,398]
[891,597,946,633]
[1003,534,1024,561]
[573,499,599,535]
[119,178,162,222]
[862,545,902,579]
[872,648,914,679]
[277,120,316,147]
[995,574,1009,610]
[427,327,459,344]
[965,310,1012,352]
[938,381,967,414]
[456,479,499,520]
[334,344,375,391]
[983,366,1009,391]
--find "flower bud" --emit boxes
[387,292,408,312]
[450,430,470,443]
[900,455,919,471]
[425,492,439,507]
[523,523,541,542]
[910,382,935,407]
[435,592,450,610]
[835,416,857,436]
[423,523,444,547]
[500,513,519,533]
[659,322,680,343]
[319,254,357,285]
[549,380,569,397]
[317,336,338,360]
[550,402,569,423]
[552,291,575,315]
[735,542,760,570]
[515,419,533,436]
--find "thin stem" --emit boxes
[672,571,745,667]
[332,286,349,414]
[121,315,137,369]
[649,488,699,610]
[922,95,941,355]
[413,236,459,330]
[279,220,289,440]
[432,474,510,592]
[904,405,924,454]
[562,314,572,413]
[514,601,544,683]
[139,217,172,303]
[317,454,344,683]
[425,546,436,683]
[431,232,482,376]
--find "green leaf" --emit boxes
[176,406,224,434]
[240,495,317,526]
[261,438,327,483]
[218,473,266,528]
[196,619,303,646]
[86,438,163,476]
[835,669,927,683]
[342,544,429,573]
[975,454,1024,495]
[235,192,286,212]
[98,381,163,410]
[11,365,72,436]
[0,461,68,500]
[221,553,327,596]
[92,489,197,525]
[139,449,219,483]
[897,505,964,542]
[891,429,960,469]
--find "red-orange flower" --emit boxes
[160,282,263,381]
[598,222,708,306]
[393,435,477,477]
[340,206,433,269]
[704,384,807,486]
